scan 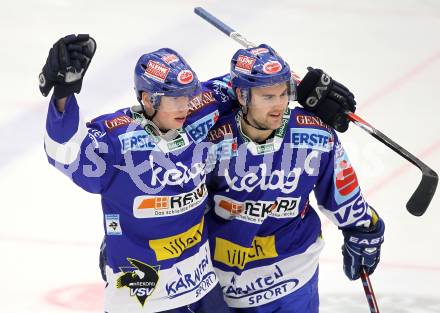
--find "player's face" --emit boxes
[155,96,191,129]
[246,82,289,130]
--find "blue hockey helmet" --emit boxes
[230,44,297,104]
[134,48,201,109]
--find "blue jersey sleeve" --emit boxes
[314,131,373,228]
[202,74,239,117]
[44,95,117,194]
[183,74,238,143]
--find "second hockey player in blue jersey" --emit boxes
[204,44,385,313]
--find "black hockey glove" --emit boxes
[297,67,356,132]
[39,34,96,99]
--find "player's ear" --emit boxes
[236,88,246,106]
[141,92,154,115]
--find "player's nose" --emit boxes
[175,98,190,112]
[276,96,287,109]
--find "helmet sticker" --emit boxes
[235,55,256,74]
[250,47,269,55]
[263,61,282,74]
[230,44,292,89]
[144,60,170,83]
[161,54,179,64]
[177,70,194,85]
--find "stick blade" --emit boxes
[406,169,438,216]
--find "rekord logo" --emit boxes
[116,258,159,307]
[166,249,216,299]
[223,265,298,306]
[214,195,301,225]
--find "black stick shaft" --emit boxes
[346,112,438,216]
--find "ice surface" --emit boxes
[0,0,439,312]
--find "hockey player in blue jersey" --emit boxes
[204,44,385,312]
[39,34,231,313]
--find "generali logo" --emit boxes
[104,115,133,131]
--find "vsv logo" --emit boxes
[330,195,368,227]
[116,258,159,307]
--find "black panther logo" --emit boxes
[117,258,160,306]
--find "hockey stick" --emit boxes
[346,112,438,216]
[360,268,380,313]
[194,6,438,217]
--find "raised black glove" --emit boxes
[297,67,356,132]
[39,34,96,99]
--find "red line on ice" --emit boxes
[44,283,104,311]
[359,50,440,112]
[364,137,440,197]
[320,257,440,272]
[0,234,96,247]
